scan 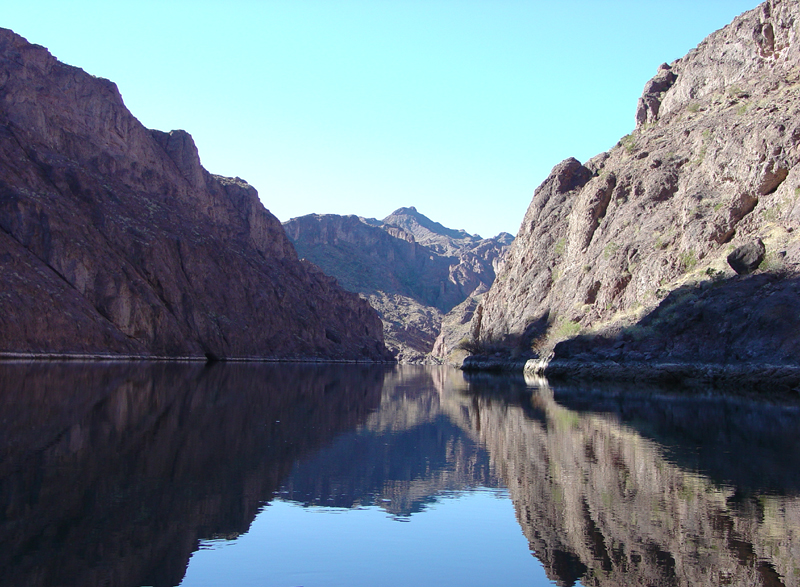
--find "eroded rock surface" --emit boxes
[283,209,511,362]
[0,28,389,360]
[464,1,800,368]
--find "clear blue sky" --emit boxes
[4,1,757,239]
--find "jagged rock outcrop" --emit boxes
[384,205,486,255]
[464,0,800,371]
[0,28,389,360]
[283,209,511,362]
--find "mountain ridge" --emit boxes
[0,27,390,361]
[283,208,511,362]
[455,0,800,381]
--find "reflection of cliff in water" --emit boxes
[6,363,800,587]
[281,366,500,518]
[445,373,800,587]
[0,362,385,587]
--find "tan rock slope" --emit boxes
[463,0,800,374]
[0,28,389,361]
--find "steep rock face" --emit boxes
[283,210,511,362]
[0,28,388,360]
[469,1,800,363]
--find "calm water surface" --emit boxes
[2,362,800,586]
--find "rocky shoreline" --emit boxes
[462,354,800,394]
[0,352,393,364]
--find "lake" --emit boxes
[1,362,800,586]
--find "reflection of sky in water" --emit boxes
[5,363,800,587]
[181,490,557,587]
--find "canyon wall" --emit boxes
[0,28,388,360]
[284,208,511,361]
[466,1,800,368]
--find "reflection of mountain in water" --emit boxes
[0,362,385,587]
[281,366,501,517]
[449,373,800,587]
[5,363,800,587]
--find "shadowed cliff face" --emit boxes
[0,28,388,360]
[468,0,800,360]
[0,362,386,587]
[441,374,800,587]
[554,273,800,370]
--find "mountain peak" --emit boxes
[383,207,480,251]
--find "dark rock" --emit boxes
[0,28,390,361]
[727,239,766,274]
[635,64,677,126]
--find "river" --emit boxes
[1,362,799,586]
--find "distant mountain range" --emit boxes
[284,207,512,362]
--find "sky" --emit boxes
[3,1,759,239]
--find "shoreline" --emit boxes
[0,351,396,365]
[461,355,800,392]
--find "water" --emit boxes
[2,362,800,586]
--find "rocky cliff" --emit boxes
[464,0,800,374]
[283,208,511,362]
[0,28,389,361]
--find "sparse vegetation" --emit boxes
[679,249,698,272]
[620,134,637,154]
[736,102,749,115]
[758,250,783,271]
[762,200,785,222]
[554,237,566,257]
[727,84,745,97]
[704,267,725,281]
[552,319,581,340]
[653,234,668,250]
[603,241,619,259]
[625,324,656,342]
[688,102,701,113]
[454,337,506,355]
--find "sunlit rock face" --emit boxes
[0,28,389,360]
[469,0,800,364]
[0,362,386,587]
[438,375,800,587]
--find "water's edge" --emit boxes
[461,355,800,393]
